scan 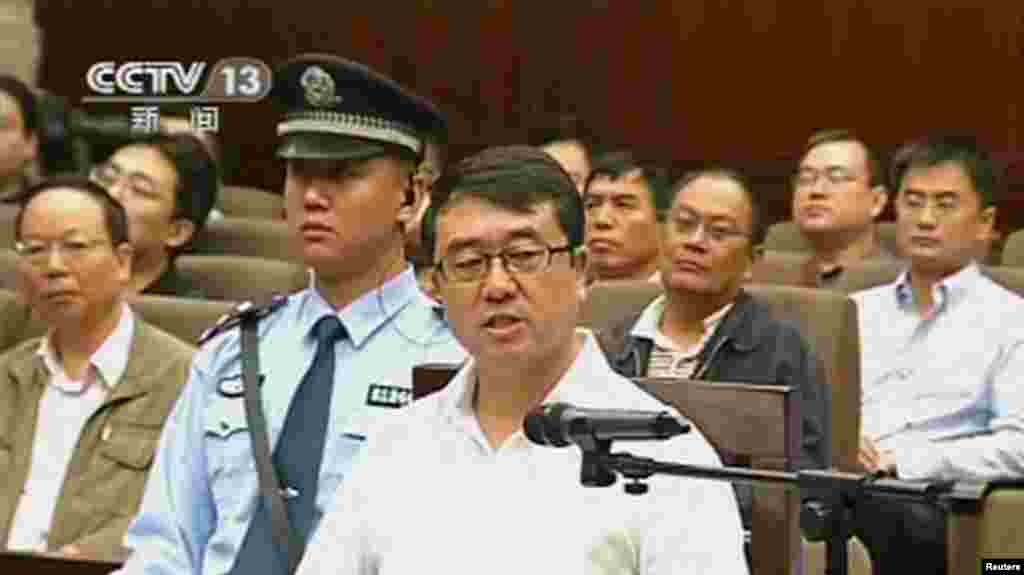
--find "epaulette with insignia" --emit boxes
[197,295,289,346]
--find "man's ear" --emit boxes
[979,206,997,236]
[396,173,423,230]
[115,242,134,283]
[870,185,889,220]
[573,245,591,301]
[743,244,764,282]
[165,218,196,250]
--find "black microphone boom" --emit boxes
[524,402,691,449]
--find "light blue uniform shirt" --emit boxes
[118,268,466,575]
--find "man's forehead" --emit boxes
[801,140,868,168]
[900,162,974,193]
[675,178,751,218]
[438,198,562,246]
[586,170,646,195]
[22,190,107,230]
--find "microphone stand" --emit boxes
[577,438,957,575]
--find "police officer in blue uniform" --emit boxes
[117,54,466,575]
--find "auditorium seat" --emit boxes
[217,185,285,220]
[0,249,17,291]
[127,294,236,345]
[750,250,812,286]
[764,221,898,256]
[175,254,306,303]
[0,288,34,352]
[191,216,298,261]
[0,204,16,249]
[828,259,903,294]
[999,229,1024,267]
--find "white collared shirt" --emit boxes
[631,296,733,378]
[297,330,748,575]
[7,304,135,551]
[852,263,1024,480]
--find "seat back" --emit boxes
[127,294,237,345]
[578,279,662,333]
[636,377,801,575]
[0,204,16,250]
[0,249,18,292]
[0,289,35,352]
[750,250,813,286]
[217,185,284,220]
[828,259,903,294]
[175,255,306,303]
[743,284,860,472]
[192,217,297,261]
[999,229,1024,267]
[985,266,1024,298]
[763,220,898,256]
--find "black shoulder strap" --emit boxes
[239,305,301,574]
[198,296,289,347]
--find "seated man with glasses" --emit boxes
[295,146,748,575]
[596,168,830,547]
[850,136,1024,574]
[90,132,219,298]
[0,176,193,559]
[792,129,896,287]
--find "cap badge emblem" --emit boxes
[300,66,342,108]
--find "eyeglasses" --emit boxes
[898,192,962,220]
[436,244,574,283]
[13,238,110,267]
[663,211,750,244]
[793,167,861,188]
[90,163,159,199]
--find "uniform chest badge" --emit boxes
[366,383,412,408]
[216,373,264,398]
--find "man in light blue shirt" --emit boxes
[851,135,1024,574]
[116,55,465,575]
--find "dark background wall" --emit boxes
[35,0,1024,230]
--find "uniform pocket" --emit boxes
[203,394,255,509]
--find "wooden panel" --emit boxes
[0,551,120,575]
[35,1,1024,230]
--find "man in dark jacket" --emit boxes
[596,168,831,533]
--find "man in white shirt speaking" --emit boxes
[296,146,748,575]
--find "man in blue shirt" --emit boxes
[116,54,465,575]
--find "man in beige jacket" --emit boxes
[0,176,193,560]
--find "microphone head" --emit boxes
[523,402,573,447]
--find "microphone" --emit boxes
[524,402,691,448]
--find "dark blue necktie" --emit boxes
[229,315,346,575]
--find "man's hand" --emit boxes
[858,435,898,475]
[59,544,81,557]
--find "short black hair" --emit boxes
[889,134,1001,208]
[800,129,883,188]
[667,168,765,247]
[15,175,130,246]
[584,150,673,213]
[423,145,584,260]
[0,75,38,136]
[111,132,221,251]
